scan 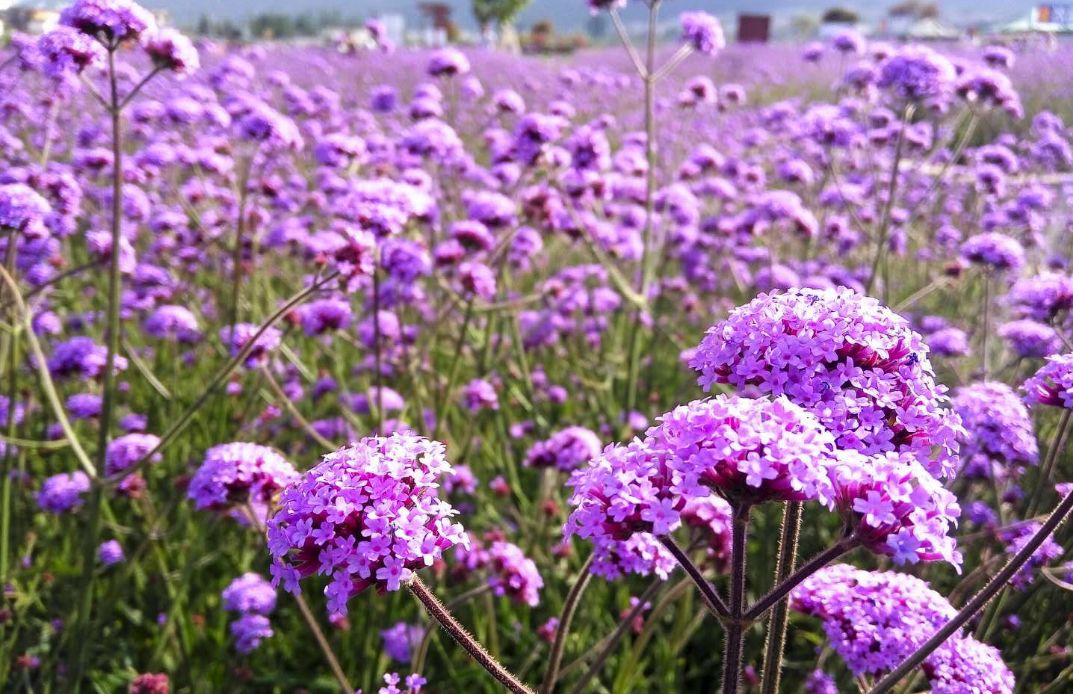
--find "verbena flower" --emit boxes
[230,613,273,654]
[98,539,124,566]
[689,287,961,478]
[1023,353,1073,408]
[266,434,468,617]
[960,232,1025,274]
[0,183,51,238]
[792,565,1013,692]
[188,442,299,511]
[142,28,199,75]
[104,433,161,476]
[36,471,91,514]
[486,541,544,607]
[427,48,470,77]
[524,426,602,472]
[381,622,425,664]
[219,324,282,369]
[222,573,277,615]
[646,395,839,506]
[876,45,957,103]
[1002,522,1062,590]
[953,382,1038,476]
[998,319,1060,359]
[680,13,725,56]
[60,0,157,43]
[829,451,961,567]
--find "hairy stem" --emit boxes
[409,576,534,694]
[759,501,802,694]
[744,534,857,622]
[658,535,730,619]
[722,504,751,694]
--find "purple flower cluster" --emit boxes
[0,184,51,238]
[104,433,161,476]
[876,45,956,104]
[220,324,283,369]
[381,622,425,664]
[142,28,199,75]
[689,287,961,478]
[266,434,468,617]
[646,395,839,505]
[680,13,725,56]
[59,0,156,43]
[524,426,602,472]
[792,565,1013,692]
[829,451,961,566]
[1002,522,1063,590]
[188,442,299,511]
[952,382,1038,477]
[98,539,124,566]
[960,233,1025,274]
[36,471,91,514]
[1023,353,1073,409]
[486,541,544,607]
[222,573,277,654]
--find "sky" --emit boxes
[146,0,1032,29]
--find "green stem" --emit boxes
[540,554,594,693]
[758,502,802,694]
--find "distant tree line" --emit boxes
[193,11,366,39]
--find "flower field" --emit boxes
[5,1,1073,692]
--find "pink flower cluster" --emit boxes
[266,434,468,617]
[689,287,962,478]
[188,442,299,512]
[792,565,1013,692]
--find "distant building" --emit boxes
[737,14,771,43]
[994,5,1073,34]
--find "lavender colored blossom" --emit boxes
[648,395,840,505]
[524,426,602,472]
[60,0,157,43]
[1003,522,1063,590]
[219,324,282,369]
[876,46,957,103]
[36,471,91,514]
[104,433,162,476]
[680,13,725,56]
[960,233,1025,274]
[98,540,124,566]
[1023,353,1073,409]
[230,613,272,653]
[793,565,1013,691]
[143,305,200,343]
[266,434,468,617]
[460,378,498,413]
[222,573,277,615]
[48,336,128,380]
[689,287,961,478]
[486,541,543,607]
[188,442,299,511]
[953,382,1038,476]
[427,49,470,78]
[142,29,199,75]
[35,27,106,81]
[381,622,425,663]
[0,184,51,238]
[998,320,1060,359]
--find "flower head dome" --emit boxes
[267,434,468,617]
